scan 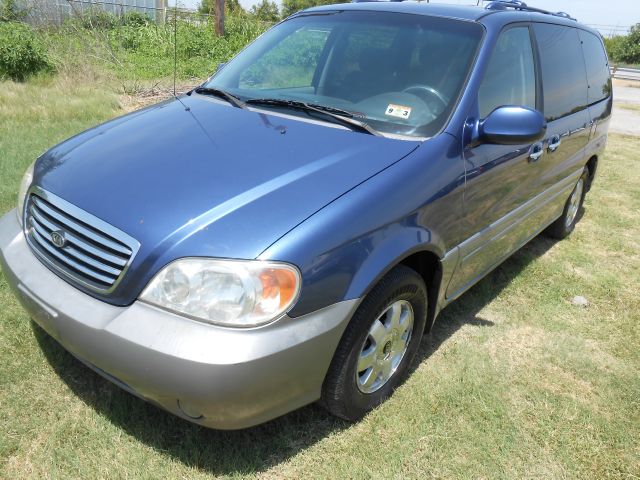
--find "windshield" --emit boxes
[205,11,483,138]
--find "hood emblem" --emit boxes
[50,230,67,248]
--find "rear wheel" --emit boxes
[321,265,427,421]
[545,168,589,239]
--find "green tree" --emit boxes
[603,35,624,62]
[617,24,640,64]
[0,22,52,81]
[198,0,244,15]
[250,0,279,22]
[605,23,640,65]
[281,0,335,18]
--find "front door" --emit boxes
[447,25,542,299]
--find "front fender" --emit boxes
[345,225,444,300]
[260,133,465,317]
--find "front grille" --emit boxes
[24,187,139,293]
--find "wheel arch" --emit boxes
[399,250,442,332]
[345,237,446,334]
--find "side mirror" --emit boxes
[478,106,546,145]
[215,62,227,73]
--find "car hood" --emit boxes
[33,94,419,304]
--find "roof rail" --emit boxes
[483,0,577,21]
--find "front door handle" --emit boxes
[529,142,544,162]
[548,134,561,152]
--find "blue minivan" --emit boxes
[0,0,611,428]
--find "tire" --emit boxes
[545,168,589,240]
[321,264,427,421]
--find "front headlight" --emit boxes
[16,161,36,226]
[140,258,301,327]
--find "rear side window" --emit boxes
[533,24,588,121]
[579,30,612,104]
[478,26,536,118]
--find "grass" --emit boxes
[1,79,639,479]
[0,76,120,214]
[35,16,269,88]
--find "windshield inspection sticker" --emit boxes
[385,104,412,119]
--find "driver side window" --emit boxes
[478,26,536,118]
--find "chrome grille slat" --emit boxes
[31,228,117,285]
[29,219,123,277]
[24,187,140,294]
[31,196,131,256]
[29,206,128,267]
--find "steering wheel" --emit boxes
[402,85,448,111]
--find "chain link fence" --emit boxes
[21,0,174,26]
[20,0,269,27]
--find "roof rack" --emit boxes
[483,0,577,21]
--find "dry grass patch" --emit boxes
[618,103,640,113]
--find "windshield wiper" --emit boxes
[245,98,381,136]
[307,103,363,118]
[194,87,246,110]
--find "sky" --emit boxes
[425,0,640,35]
[176,0,640,36]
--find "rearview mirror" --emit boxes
[478,106,546,145]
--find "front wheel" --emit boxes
[545,168,589,239]
[321,265,427,421]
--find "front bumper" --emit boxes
[0,210,358,429]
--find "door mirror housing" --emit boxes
[478,106,546,145]
[215,62,227,73]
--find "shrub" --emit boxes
[122,11,151,27]
[79,8,118,29]
[176,22,216,57]
[0,22,52,81]
[102,15,269,80]
[616,24,640,64]
[250,0,279,22]
[199,0,244,15]
[605,24,640,65]
[603,35,624,62]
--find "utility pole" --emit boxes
[215,0,224,36]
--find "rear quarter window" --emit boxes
[579,30,612,104]
[533,23,588,121]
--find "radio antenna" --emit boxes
[173,0,178,97]
[171,1,190,110]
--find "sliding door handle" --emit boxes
[548,134,561,152]
[529,142,544,162]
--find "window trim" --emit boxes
[476,22,540,119]
[530,22,592,122]
[577,28,612,107]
